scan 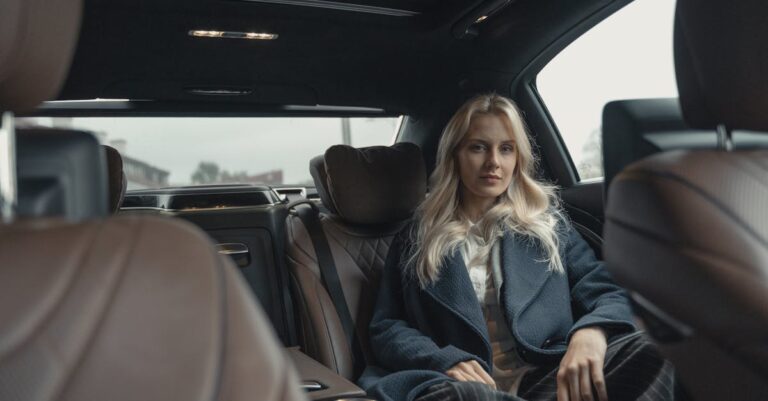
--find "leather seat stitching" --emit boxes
[313,277,342,374]
[625,169,768,248]
[719,152,768,186]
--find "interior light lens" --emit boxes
[188,30,278,40]
[190,30,225,38]
[475,15,488,23]
[245,32,278,40]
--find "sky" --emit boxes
[537,0,678,175]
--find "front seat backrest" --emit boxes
[286,143,426,380]
[4,135,307,401]
[0,1,307,400]
[603,1,768,400]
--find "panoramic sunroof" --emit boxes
[236,0,430,16]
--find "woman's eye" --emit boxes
[501,145,515,153]
[469,143,486,152]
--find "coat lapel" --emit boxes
[500,232,553,320]
[423,249,490,345]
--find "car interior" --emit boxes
[1,0,767,400]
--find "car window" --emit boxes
[17,116,401,189]
[536,0,677,181]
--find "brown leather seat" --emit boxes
[603,1,768,400]
[0,1,306,400]
[104,145,127,213]
[286,143,426,380]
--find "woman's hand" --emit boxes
[557,327,608,401]
[445,360,497,389]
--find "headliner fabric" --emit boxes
[674,0,768,131]
[312,143,426,225]
[0,0,82,112]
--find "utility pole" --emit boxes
[341,118,351,145]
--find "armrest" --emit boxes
[286,347,369,401]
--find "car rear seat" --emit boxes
[0,1,307,400]
[286,143,427,381]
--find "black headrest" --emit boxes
[103,145,127,213]
[675,0,768,131]
[17,128,108,220]
[603,99,691,190]
[309,143,426,225]
[602,98,768,194]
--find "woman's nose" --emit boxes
[485,150,500,168]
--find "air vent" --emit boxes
[168,192,277,210]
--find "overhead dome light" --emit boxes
[475,15,488,23]
[190,30,225,38]
[188,30,278,40]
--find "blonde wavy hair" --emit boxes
[406,94,565,288]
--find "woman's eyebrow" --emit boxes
[463,137,515,144]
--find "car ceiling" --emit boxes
[58,0,619,114]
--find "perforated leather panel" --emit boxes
[604,149,768,401]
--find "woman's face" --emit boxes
[456,113,517,215]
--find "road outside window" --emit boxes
[536,0,677,181]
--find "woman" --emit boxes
[357,94,675,401]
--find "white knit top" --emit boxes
[461,226,532,395]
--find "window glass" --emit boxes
[17,116,400,189]
[536,0,677,180]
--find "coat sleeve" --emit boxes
[368,228,486,373]
[562,218,637,341]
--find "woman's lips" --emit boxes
[480,175,501,183]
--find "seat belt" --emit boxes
[291,200,366,378]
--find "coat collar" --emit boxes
[423,231,553,340]
[423,247,488,341]
[499,232,553,319]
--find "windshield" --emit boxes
[18,116,401,189]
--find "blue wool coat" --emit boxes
[357,220,636,401]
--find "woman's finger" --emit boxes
[567,365,580,401]
[457,363,487,385]
[447,369,469,382]
[590,358,609,401]
[468,361,496,388]
[579,362,594,401]
[556,368,570,401]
